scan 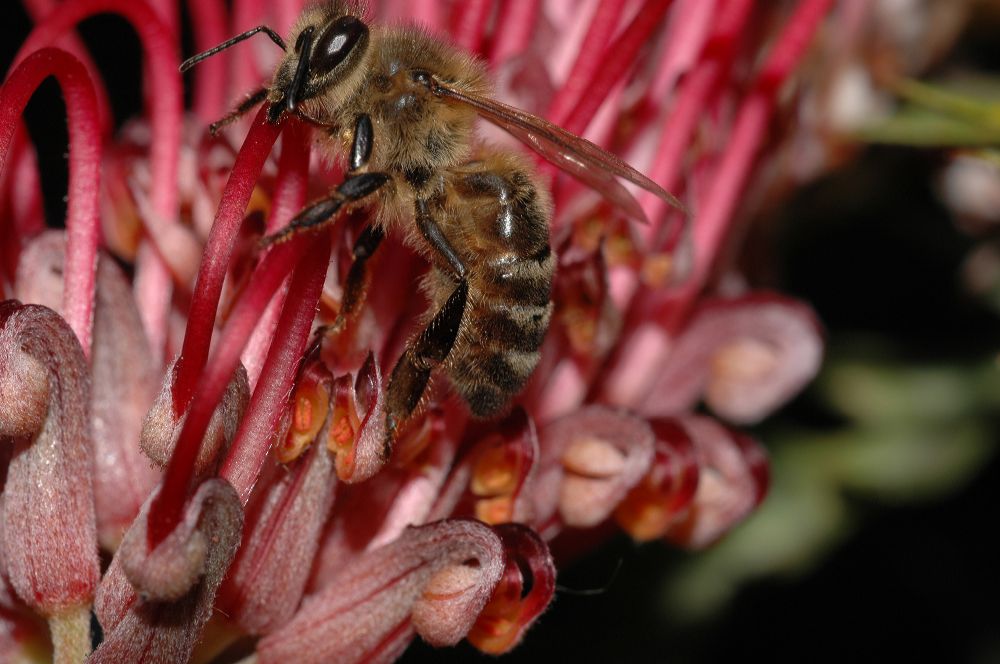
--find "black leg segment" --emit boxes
[350,114,374,172]
[320,223,385,336]
[385,279,469,443]
[415,199,466,279]
[260,172,390,247]
[209,87,269,135]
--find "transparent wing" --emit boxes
[431,79,686,224]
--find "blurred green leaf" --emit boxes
[658,350,998,624]
[859,76,1000,147]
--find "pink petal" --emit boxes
[0,302,99,617]
[258,519,505,664]
[665,415,769,549]
[636,292,824,423]
[92,479,243,663]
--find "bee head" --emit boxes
[272,12,370,122]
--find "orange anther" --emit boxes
[277,370,330,464]
[471,442,519,496]
[474,496,514,525]
[468,572,523,654]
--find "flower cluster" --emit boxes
[1,1,832,662]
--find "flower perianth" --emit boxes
[431,408,540,526]
[468,524,556,655]
[615,419,700,541]
[626,293,824,423]
[257,519,506,664]
[16,233,161,550]
[218,440,336,635]
[664,415,769,549]
[0,302,100,663]
[0,48,102,357]
[91,479,243,664]
[535,405,655,534]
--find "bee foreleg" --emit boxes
[208,87,269,136]
[259,171,389,247]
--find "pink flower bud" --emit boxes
[218,442,336,635]
[92,479,242,663]
[0,302,99,661]
[15,231,160,550]
[633,292,824,424]
[258,519,505,664]
[537,405,655,530]
[665,414,769,549]
[141,361,250,476]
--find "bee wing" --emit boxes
[432,80,686,224]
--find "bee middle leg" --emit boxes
[384,199,468,445]
[316,223,385,339]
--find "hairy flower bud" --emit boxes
[0,301,99,661]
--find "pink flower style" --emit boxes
[1,0,833,661]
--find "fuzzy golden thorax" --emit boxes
[274,9,490,176]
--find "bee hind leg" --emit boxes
[385,279,468,449]
[384,199,469,448]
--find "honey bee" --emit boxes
[181,1,682,449]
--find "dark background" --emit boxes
[3,4,998,663]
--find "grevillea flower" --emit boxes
[1,1,837,661]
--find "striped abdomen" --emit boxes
[439,153,554,417]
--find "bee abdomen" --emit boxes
[448,298,552,417]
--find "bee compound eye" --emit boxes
[312,15,368,74]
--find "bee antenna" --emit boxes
[180,25,287,73]
[555,558,624,597]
